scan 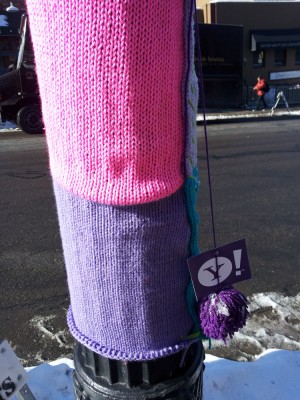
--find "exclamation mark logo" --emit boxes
[233,249,242,276]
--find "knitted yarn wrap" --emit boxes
[25,0,201,361]
[26,0,185,206]
[54,182,194,360]
[26,0,249,359]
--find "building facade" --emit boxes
[197,0,300,87]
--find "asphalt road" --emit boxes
[197,119,300,298]
[0,119,299,366]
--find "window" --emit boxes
[253,51,265,67]
[295,49,300,65]
[274,49,286,66]
[210,4,216,23]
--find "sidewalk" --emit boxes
[0,120,20,132]
[1,106,300,133]
[197,106,300,124]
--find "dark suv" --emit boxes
[0,14,43,134]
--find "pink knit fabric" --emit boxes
[26,0,185,205]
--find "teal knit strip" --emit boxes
[183,1,209,343]
[184,174,208,339]
[184,175,209,342]
[184,173,200,257]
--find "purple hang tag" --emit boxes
[187,239,251,301]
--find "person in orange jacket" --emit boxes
[253,75,268,111]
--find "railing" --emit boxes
[243,85,300,109]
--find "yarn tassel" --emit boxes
[199,286,249,343]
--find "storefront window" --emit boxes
[274,48,286,66]
[253,50,265,67]
[295,48,300,65]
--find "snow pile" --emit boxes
[21,359,75,400]
[196,108,300,122]
[8,291,299,399]
[238,292,300,353]
[206,292,300,361]
[0,120,19,131]
[10,350,300,400]
[204,349,300,400]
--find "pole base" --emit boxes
[73,341,204,399]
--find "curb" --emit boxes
[0,129,22,133]
[196,110,300,124]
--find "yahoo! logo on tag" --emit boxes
[198,249,243,287]
[188,239,251,300]
[198,256,232,287]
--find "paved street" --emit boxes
[197,119,300,298]
[0,132,73,365]
[0,119,299,365]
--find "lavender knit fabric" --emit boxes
[54,183,193,360]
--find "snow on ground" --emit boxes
[196,108,300,122]
[205,292,300,361]
[204,350,300,400]
[11,350,300,400]
[9,291,300,400]
[0,120,19,131]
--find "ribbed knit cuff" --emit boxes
[54,182,193,360]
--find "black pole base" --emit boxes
[73,341,204,399]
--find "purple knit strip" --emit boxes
[53,182,194,360]
[67,308,191,361]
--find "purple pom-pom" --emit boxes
[199,287,249,343]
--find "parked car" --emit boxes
[0,14,43,134]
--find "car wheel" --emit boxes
[16,105,44,134]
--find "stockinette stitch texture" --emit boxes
[54,183,193,360]
[26,0,185,206]
[26,0,202,360]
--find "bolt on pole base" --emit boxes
[72,341,204,400]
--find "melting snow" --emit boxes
[8,291,300,400]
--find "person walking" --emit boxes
[253,75,268,111]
